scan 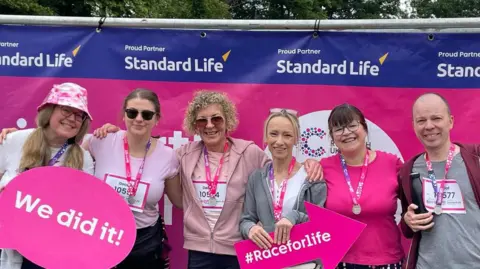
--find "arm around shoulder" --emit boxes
[284,181,327,225]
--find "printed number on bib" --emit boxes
[422,178,466,214]
[193,180,226,212]
[104,174,150,213]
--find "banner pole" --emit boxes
[1,15,480,30]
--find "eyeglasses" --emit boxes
[125,108,157,121]
[59,106,86,122]
[195,115,225,129]
[270,108,298,116]
[332,121,360,136]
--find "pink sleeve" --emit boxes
[166,148,180,179]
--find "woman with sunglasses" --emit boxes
[320,104,404,269]
[85,88,180,269]
[0,88,180,269]
[88,90,323,269]
[0,82,94,269]
[240,109,326,269]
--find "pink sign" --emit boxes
[234,202,367,269]
[0,166,137,269]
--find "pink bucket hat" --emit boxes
[37,82,93,121]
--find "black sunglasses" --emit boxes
[125,108,157,121]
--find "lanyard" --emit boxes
[269,157,296,221]
[47,142,69,166]
[123,135,151,196]
[425,143,456,207]
[203,142,229,197]
[340,150,369,207]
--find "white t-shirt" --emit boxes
[0,128,94,269]
[268,165,307,217]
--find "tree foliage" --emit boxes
[411,0,480,18]
[1,0,472,20]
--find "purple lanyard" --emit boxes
[48,142,69,166]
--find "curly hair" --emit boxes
[183,90,238,135]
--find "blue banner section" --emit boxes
[1,25,480,88]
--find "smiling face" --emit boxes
[413,94,453,152]
[265,116,297,160]
[123,98,159,137]
[331,120,368,154]
[195,104,227,147]
[328,104,369,155]
[48,105,86,139]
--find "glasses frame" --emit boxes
[269,108,299,116]
[195,115,225,129]
[125,108,157,121]
[59,105,87,122]
[332,120,361,136]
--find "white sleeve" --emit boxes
[82,150,95,176]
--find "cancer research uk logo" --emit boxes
[123,44,231,73]
[263,110,404,224]
[0,41,82,68]
[275,49,389,76]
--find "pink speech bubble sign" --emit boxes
[0,166,137,269]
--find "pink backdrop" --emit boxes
[1,76,480,268]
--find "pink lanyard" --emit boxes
[269,157,296,221]
[123,135,151,196]
[203,142,229,198]
[425,143,455,213]
[339,150,369,215]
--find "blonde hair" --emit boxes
[263,110,301,145]
[183,90,238,135]
[18,105,90,172]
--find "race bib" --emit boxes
[193,180,226,212]
[104,174,150,213]
[422,178,466,214]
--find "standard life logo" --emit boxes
[276,53,389,77]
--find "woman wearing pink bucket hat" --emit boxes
[0,82,95,269]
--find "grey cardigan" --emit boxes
[239,163,327,239]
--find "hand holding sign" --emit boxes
[235,202,367,269]
[0,166,137,269]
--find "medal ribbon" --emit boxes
[269,157,296,221]
[340,150,369,207]
[203,142,229,198]
[47,142,69,166]
[123,135,151,196]
[425,143,455,207]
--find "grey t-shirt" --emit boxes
[413,153,480,269]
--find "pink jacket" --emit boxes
[176,137,269,256]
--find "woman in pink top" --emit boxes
[320,104,404,269]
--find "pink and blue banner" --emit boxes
[1,25,480,268]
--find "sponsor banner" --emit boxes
[0,25,479,268]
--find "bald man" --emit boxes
[397,93,480,269]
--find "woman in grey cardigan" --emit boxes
[239,109,326,269]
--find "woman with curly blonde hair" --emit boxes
[80,89,322,269]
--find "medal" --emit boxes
[269,158,296,221]
[434,205,442,215]
[425,144,455,215]
[352,204,362,215]
[340,150,369,217]
[123,135,151,200]
[203,142,229,207]
[208,197,217,206]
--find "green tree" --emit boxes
[411,0,480,18]
[0,0,55,15]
